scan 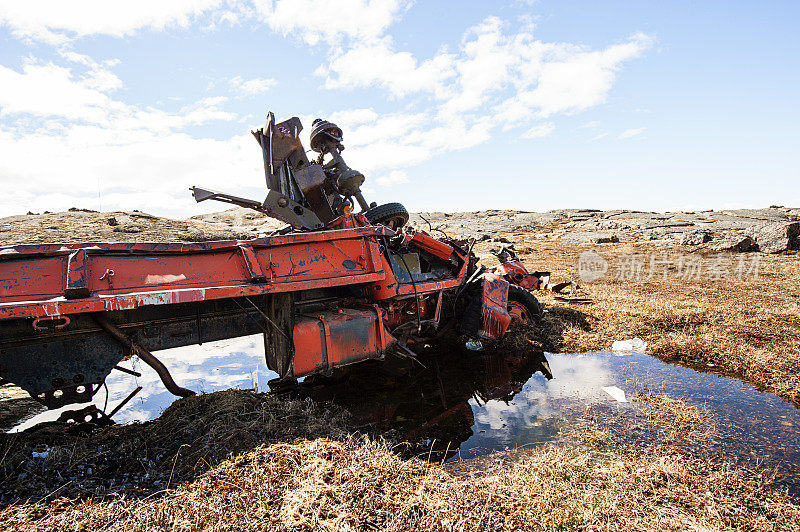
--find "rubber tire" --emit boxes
[364,202,409,230]
[507,284,544,320]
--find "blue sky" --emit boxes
[0,1,797,218]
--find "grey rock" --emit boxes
[107,214,133,226]
[560,232,619,244]
[719,209,790,222]
[680,230,712,246]
[0,215,31,223]
[113,225,143,234]
[184,225,245,242]
[596,234,619,244]
[752,221,800,253]
[708,235,757,253]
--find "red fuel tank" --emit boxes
[292,307,395,377]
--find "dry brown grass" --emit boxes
[3,430,798,531]
[0,390,349,503]
[634,393,709,442]
[479,237,800,406]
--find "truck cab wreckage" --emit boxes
[0,112,547,424]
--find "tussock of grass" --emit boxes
[593,450,800,532]
[3,432,798,531]
[634,393,709,442]
[0,390,348,502]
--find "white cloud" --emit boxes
[495,31,654,122]
[316,18,651,175]
[590,132,609,141]
[577,120,600,129]
[321,17,652,128]
[252,0,408,45]
[327,108,380,126]
[375,170,409,186]
[0,59,235,132]
[0,0,234,44]
[325,111,492,177]
[229,75,277,95]
[0,0,407,46]
[0,125,260,218]
[0,53,250,218]
[322,38,455,98]
[618,127,646,139]
[522,122,554,138]
[0,60,122,124]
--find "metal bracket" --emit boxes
[64,249,90,299]
[190,186,323,230]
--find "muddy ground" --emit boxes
[1,206,799,530]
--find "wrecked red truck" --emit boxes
[0,112,546,423]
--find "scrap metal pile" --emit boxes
[0,112,547,423]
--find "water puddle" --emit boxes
[12,335,279,431]
[9,336,800,496]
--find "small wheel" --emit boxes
[507,284,543,326]
[364,202,409,230]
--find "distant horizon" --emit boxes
[7,203,798,223]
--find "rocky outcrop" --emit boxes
[707,235,758,253]
[680,230,712,246]
[751,221,800,253]
[407,207,798,250]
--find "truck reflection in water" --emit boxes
[298,348,554,462]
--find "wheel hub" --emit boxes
[507,300,530,326]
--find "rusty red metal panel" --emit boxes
[293,317,327,376]
[478,272,512,340]
[407,230,455,261]
[492,260,540,290]
[0,254,67,303]
[0,230,388,320]
[292,308,395,377]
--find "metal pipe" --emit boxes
[354,191,369,212]
[107,385,143,418]
[113,365,141,377]
[93,314,195,398]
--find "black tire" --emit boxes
[507,284,543,321]
[364,202,409,230]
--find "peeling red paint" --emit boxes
[478,272,512,340]
[0,231,388,320]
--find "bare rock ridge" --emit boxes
[1,206,798,253]
[0,208,285,246]
[409,207,800,252]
